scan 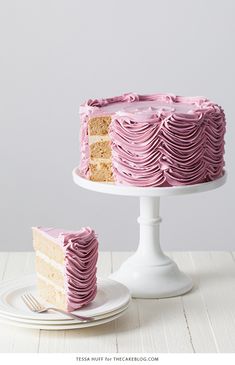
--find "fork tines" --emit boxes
[21,293,43,312]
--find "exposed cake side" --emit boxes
[79,93,226,187]
[33,227,98,312]
[88,116,113,182]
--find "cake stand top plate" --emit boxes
[72,167,227,197]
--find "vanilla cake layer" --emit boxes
[33,229,64,264]
[89,161,113,182]
[35,254,64,287]
[90,140,111,159]
[32,227,99,312]
[88,116,111,135]
[37,277,66,311]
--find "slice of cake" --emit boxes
[32,226,98,312]
[79,93,226,187]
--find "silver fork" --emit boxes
[21,293,94,322]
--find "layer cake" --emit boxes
[32,226,98,312]
[79,93,226,187]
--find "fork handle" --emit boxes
[46,307,94,321]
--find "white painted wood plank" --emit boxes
[38,251,117,353]
[157,296,194,353]
[0,253,9,280]
[23,252,35,275]
[111,252,142,353]
[172,252,218,353]
[190,252,235,353]
[137,299,168,352]
[63,321,117,353]
[0,252,40,353]
[1,251,35,279]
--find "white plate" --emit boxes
[0,308,128,330]
[0,275,130,321]
[0,301,130,325]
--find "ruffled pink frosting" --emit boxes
[79,93,225,187]
[36,227,98,312]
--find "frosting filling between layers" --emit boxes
[79,93,226,187]
[36,251,65,273]
[37,273,66,294]
[89,135,110,144]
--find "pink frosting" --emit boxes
[36,227,98,312]
[79,93,226,187]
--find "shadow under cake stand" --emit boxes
[73,167,226,299]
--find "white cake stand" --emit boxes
[72,167,227,298]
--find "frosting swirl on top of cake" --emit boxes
[81,93,212,116]
[79,93,226,187]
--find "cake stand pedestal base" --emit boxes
[73,168,226,299]
[110,260,192,298]
[110,197,193,298]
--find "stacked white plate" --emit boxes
[0,275,130,330]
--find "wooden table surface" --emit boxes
[0,251,235,353]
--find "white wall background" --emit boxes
[0,0,234,251]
